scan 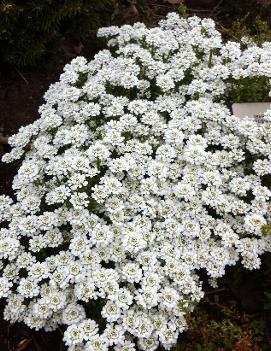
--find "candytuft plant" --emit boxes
[0,13,271,351]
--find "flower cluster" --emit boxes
[1,12,271,351]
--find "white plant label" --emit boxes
[232,102,271,122]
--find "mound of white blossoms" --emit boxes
[1,12,271,351]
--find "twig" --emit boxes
[216,22,241,41]
[15,68,29,85]
[15,338,32,351]
[148,2,174,7]
[58,326,64,336]
[244,312,262,319]
[205,287,230,295]
[187,8,212,12]
[211,0,225,16]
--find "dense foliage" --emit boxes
[0,0,115,67]
[1,0,271,69]
[1,12,271,351]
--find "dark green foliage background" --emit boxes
[0,0,116,67]
[1,0,271,68]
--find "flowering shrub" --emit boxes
[1,12,271,351]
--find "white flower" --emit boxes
[135,288,158,309]
[64,324,85,346]
[159,288,179,311]
[101,302,121,322]
[75,280,98,302]
[32,298,53,319]
[62,304,86,325]
[114,340,136,351]
[113,288,133,310]
[85,335,108,351]
[103,324,125,346]
[0,278,13,298]
[48,291,67,312]
[244,214,267,235]
[17,278,40,298]
[80,319,99,340]
[121,263,142,283]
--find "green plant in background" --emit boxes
[228,15,271,45]
[225,15,271,103]
[262,223,271,236]
[226,76,271,103]
[2,0,271,70]
[0,0,116,67]
[171,293,270,351]
[175,4,271,104]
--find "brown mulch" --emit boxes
[0,319,63,351]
